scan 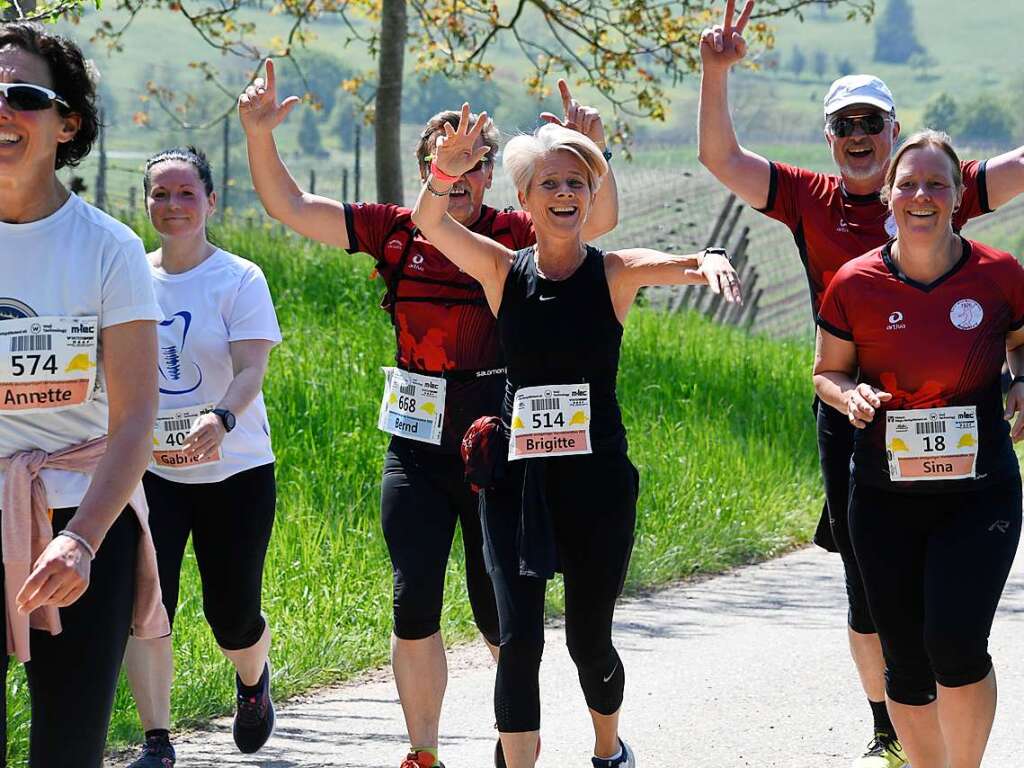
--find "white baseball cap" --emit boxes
[823,75,896,117]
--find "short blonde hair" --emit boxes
[502,123,608,197]
[881,129,963,205]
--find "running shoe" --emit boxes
[399,752,444,768]
[233,663,275,753]
[852,732,908,768]
[591,738,636,768]
[126,734,176,768]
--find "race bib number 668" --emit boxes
[0,316,98,414]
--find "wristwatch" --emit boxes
[213,408,236,433]
[700,247,730,266]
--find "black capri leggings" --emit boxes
[816,397,875,634]
[0,506,139,767]
[849,476,1022,705]
[381,437,499,645]
[481,452,638,732]
[143,463,276,650]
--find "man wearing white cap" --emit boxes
[696,2,1024,767]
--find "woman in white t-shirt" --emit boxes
[122,146,282,767]
[0,23,168,767]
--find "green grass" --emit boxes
[3,223,821,764]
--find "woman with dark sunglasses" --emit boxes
[239,63,619,768]
[0,23,168,767]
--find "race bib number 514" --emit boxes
[0,316,98,414]
[509,384,592,461]
[886,406,978,481]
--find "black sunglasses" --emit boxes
[0,83,69,112]
[828,113,889,138]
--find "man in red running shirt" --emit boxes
[697,2,1024,767]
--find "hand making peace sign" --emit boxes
[432,103,493,179]
[700,0,755,71]
[238,59,302,137]
[539,79,607,150]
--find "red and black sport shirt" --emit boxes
[817,238,1024,492]
[759,160,991,315]
[344,202,536,452]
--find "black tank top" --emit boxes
[498,245,626,450]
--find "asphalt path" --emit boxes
[108,543,1024,767]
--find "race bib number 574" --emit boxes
[0,316,98,414]
[886,406,978,481]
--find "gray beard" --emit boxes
[839,156,885,182]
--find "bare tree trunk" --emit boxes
[375,0,407,205]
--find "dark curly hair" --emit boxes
[143,146,215,197]
[0,22,99,170]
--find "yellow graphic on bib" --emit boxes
[421,402,436,415]
[888,438,909,453]
[957,434,977,448]
[512,415,524,429]
[65,354,94,373]
[152,436,161,447]
[568,410,587,426]
[388,392,398,405]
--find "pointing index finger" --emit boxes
[558,79,573,114]
[265,58,277,93]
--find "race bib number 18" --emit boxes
[509,383,592,461]
[886,406,978,481]
[153,403,221,468]
[377,368,446,446]
[0,316,98,414]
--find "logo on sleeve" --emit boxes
[410,252,426,271]
[950,299,983,330]
[886,311,905,330]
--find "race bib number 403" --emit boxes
[152,403,220,468]
[886,406,978,481]
[377,368,446,446]
[0,316,98,414]
[509,384,592,461]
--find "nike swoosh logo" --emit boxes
[539,295,556,302]
[602,661,619,683]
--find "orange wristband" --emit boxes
[429,161,459,184]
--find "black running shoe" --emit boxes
[126,734,176,768]
[233,663,275,753]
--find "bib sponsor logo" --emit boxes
[886,310,905,330]
[884,214,898,237]
[0,298,36,321]
[949,299,983,330]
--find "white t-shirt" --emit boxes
[0,194,162,508]
[148,248,281,484]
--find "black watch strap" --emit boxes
[213,408,236,433]
[1012,375,1024,388]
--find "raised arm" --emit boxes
[813,329,891,429]
[984,145,1024,210]
[697,0,772,210]
[411,104,514,316]
[239,60,351,249]
[604,247,741,324]
[540,79,619,239]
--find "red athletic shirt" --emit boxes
[759,160,991,314]
[344,203,536,451]
[817,238,1024,492]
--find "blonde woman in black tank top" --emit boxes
[412,105,742,768]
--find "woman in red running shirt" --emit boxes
[815,130,1024,768]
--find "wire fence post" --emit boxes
[221,115,230,222]
[95,107,107,212]
[342,167,349,201]
[354,122,362,202]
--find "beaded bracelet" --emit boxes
[426,180,451,197]
[58,530,96,560]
